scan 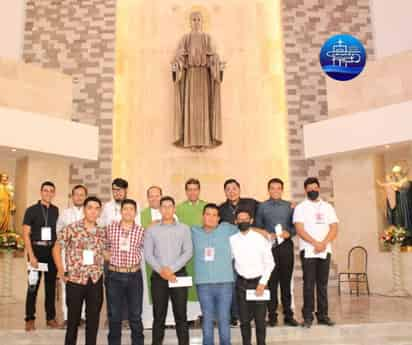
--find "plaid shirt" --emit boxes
[58,220,106,285]
[106,221,144,268]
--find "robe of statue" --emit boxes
[0,184,12,233]
[387,182,412,234]
[173,32,222,149]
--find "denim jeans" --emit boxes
[107,270,144,345]
[197,283,233,345]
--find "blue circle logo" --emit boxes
[319,34,366,81]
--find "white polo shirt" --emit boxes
[293,199,338,255]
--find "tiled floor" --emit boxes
[2,257,412,344]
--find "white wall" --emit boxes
[370,0,412,58]
[0,0,26,60]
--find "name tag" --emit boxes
[315,212,326,224]
[119,235,130,252]
[204,247,215,262]
[41,227,52,241]
[83,250,94,265]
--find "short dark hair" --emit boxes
[112,178,128,189]
[41,181,55,190]
[160,196,175,206]
[203,203,220,215]
[224,178,240,190]
[268,178,284,190]
[304,177,320,189]
[72,184,88,195]
[146,186,162,197]
[185,178,200,190]
[84,196,102,207]
[235,207,252,219]
[121,198,137,210]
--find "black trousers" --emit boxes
[236,276,267,345]
[65,277,103,345]
[300,251,331,321]
[150,268,189,345]
[25,244,57,321]
[267,239,294,320]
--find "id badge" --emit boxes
[119,235,130,252]
[204,247,215,262]
[83,250,94,265]
[315,212,326,224]
[41,227,52,241]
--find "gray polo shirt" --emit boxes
[144,221,193,273]
[255,199,296,237]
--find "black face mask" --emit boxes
[307,190,319,201]
[238,222,251,232]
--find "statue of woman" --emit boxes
[378,163,412,245]
[0,173,16,233]
[172,11,224,151]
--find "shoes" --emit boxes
[302,319,313,328]
[25,320,35,332]
[317,316,335,326]
[284,318,299,327]
[230,317,238,327]
[267,318,278,327]
[46,319,64,329]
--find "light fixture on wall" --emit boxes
[11,148,17,152]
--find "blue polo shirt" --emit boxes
[191,222,239,285]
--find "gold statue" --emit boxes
[0,173,16,233]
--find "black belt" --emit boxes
[238,275,261,283]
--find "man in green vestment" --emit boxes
[176,178,207,302]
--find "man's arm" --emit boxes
[322,223,338,245]
[143,230,162,274]
[256,241,275,296]
[52,242,66,282]
[170,227,193,274]
[23,224,37,268]
[295,222,325,253]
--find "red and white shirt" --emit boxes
[106,221,144,268]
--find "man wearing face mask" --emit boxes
[219,179,259,326]
[230,208,274,345]
[255,178,298,327]
[293,177,339,328]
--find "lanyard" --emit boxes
[41,204,49,227]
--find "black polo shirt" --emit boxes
[23,201,59,242]
[219,198,259,225]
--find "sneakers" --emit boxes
[25,320,35,332]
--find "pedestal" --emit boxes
[385,243,410,297]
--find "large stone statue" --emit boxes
[0,173,16,233]
[378,162,412,245]
[172,11,224,151]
